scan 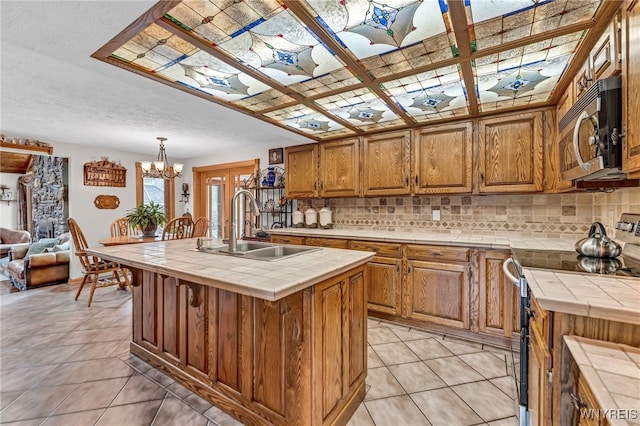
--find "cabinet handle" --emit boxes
[405,176,409,186]
[480,173,484,183]
[415,176,418,185]
[525,306,537,320]
[320,182,324,190]
[396,265,400,273]
[570,393,587,411]
[407,266,412,273]
[314,182,318,190]
[431,251,443,256]
[369,246,379,251]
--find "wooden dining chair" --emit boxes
[192,216,209,238]
[162,217,194,240]
[110,217,136,237]
[68,218,132,307]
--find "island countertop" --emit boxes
[86,238,375,301]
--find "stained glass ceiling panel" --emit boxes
[301,0,458,78]
[165,0,358,94]
[474,31,585,112]
[94,0,609,140]
[263,104,355,139]
[112,23,286,103]
[314,88,405,131]
[466,0,601,51]
[381,64,470,122]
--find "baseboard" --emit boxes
[68,276,83,285]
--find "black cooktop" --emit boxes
[511,248,640,278]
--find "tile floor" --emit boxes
[0,281,520,425]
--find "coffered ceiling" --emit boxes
[92,0,617,141]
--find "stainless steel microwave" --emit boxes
[558,76,624,181]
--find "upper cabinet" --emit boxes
[574,15,622,101]
[477,112,544,193]
[413,122,473,195]
[362,130,411,196]
[319,138,360,198]
[285,143,318,199]
[622,0,640,176]
[544,110,574,193]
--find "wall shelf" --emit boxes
[0,141,53,155]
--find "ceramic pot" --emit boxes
[304,208,317,228]
[292,209,304,228]
[319,206,332,229]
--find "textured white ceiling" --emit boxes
[0,1,310,160]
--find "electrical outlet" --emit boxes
[432,209,441,221]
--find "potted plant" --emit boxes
[125,201,167,237]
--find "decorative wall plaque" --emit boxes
[94,195,120,209]
[84,157,126,187]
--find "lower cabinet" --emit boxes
[131,265,367,426]
[273,234,519,348]
[405,259,470,330]
[529,323,552,426]
[365,256,403,316]
[478,250,520,342]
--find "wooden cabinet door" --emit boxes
[312,267,367,424]
[573,59,593,101]
[362,130,411,196]
[366,256,402,316]
[285,143,318,198]
[413,121,473,194]
[404,260,470,329]
[528,325,551,426]
[622,0,640,175]
[591,15,621,82]
[478,112,544,193]
[319,138,360,197]
[477,250,520,340]
[544,110,574,192]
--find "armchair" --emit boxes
[6,233,70,291]
[0,227,31,258]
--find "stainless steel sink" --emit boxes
[242,245,319,261]
[196,239,319,261]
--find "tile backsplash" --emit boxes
[295,187,640,239]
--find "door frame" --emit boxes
[193,159,259,239]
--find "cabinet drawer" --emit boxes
[406,244,470,262]
[529,294,549,346]
[349,240,403,258]
[306,237,349,249]
[270,235,306,245]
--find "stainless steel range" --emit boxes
[502,213,640,426]
[511,213,640,277]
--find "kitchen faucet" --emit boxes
[229,189,261,253]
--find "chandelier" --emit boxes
[140,137,183,180]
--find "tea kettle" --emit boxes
[575,222,622,258]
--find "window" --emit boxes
[135,163,175,220]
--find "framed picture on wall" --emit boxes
[269,148,283,165]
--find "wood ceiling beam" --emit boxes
[447,0,479,115]
[281,0,416,125]
[155,18,362,134]
[550,0,623,104]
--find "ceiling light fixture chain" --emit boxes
[140,136,183,180]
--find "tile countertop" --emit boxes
[85,238,374,302]
[564,336,640,425]
[269,227,576,250]
[270,228,640,325]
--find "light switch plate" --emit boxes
[432,209,441,221]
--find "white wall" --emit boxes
[179,137,309,214]
[42,141,141,278]
[0,172,24,229]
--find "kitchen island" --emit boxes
[86,239,375,426]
